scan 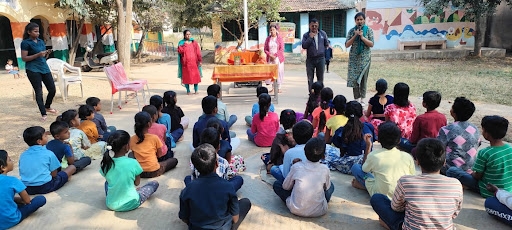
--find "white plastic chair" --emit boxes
[46,58,83,101]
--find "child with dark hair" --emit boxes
[86,97,116,141]
[446,115,512,198]
[365,79,393,136]
[312,87,334,138]
[351,122,415,198]
[244,86,275,126]
[324,95,348,143]
[78,104,101,144]
[19,126,76,195]
[273,137,334,217]
[193,96,232,148]
[261,109,297,173]
[58,109,106,160]
[270,120,314,182]
[185,128,244,191]
[384,82,416,140]
[130,112,178,178]
[303,81,324,122]
[325,40,333,73]
[47,121,91,172]
[179,144,252,230]
[207,118,246,175]
[485,183,512,226]
[330,101,375,174]
[247,93,279,147]
[0,150,46,229]
[162,90,189,142]
[399,91,446,154]
[142,105,174,161]
[100,130,159,211]
[207,84,238,128]
[371,138,463,230]
[438,97,480,174]
[150,95,176,148]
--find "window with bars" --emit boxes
[309,10,347,38]
[221,20,258,42]
[281,13,301,38]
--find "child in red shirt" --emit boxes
[247,93,279,147]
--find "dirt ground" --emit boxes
[2,58,511,230]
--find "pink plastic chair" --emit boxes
[104,63,151,113]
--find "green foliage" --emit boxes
[54,0,105,18]
[217,0,283,29]
[171,0,212,29]
[133,0,172,32]
[420,0,510,20]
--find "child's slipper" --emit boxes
[45,108,59,114]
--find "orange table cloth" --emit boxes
[211,64,278,83]
[228,51,259,64]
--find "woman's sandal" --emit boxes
[45,108,59,114]
[41,115,48,122]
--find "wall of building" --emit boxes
[366,0,475,50]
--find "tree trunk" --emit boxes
[474,15,487,57]
[68,18,85,65]
[135,30,147,61]
[116,0,127,68]
[125,0,133,72]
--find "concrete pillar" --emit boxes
[258,15,268,49]
[10,22,28,70]
[300,13,309,37]
[212,15,222,43]
[49,23,69,61]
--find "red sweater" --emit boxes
[410,110,447,144]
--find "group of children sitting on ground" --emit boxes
[2,79,512,229]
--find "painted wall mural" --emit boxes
[365,7,475,50]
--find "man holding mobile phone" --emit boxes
[301,18,329,92]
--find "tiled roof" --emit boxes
[279,0,355,12]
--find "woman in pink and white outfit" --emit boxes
[264,25,285,93]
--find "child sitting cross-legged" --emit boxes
[446,115,512,198]
[86,97,116,141]
[438,97,480,175]
[19,126,76,195]
[399,91,446,154]
[324,95,348,144]
[270,120,314,183]
[142,105,174,161]
[130,111,178,178]
[207,84,238,129]
[185,127,244,192]
[0,150,46,229]
[329,101,375,174]
[484,183,512,226]
[247,93,280,147]
[370,138,463,230]
[273,137,334,217]
[351,122,416,198]
[58,109,106,160]
[207,118,246,175]
[78,105,102,144]
[162,90,189,142]
[179,144,252,230]
[312,87,334,138]
[150,95,176,149]
[245,86,275,126]
[261,109,297,173]
[100,130,159,212]
[383,83,416,140]
[46,121,91,172]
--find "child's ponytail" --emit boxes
[134,112,151,144]
[305,81,324,115]
[318,87,334,132]
[332,95,347,115]
[258,93,271,121]
[101,130,131,174]
[342,101,364,143]
[163,91,177,108]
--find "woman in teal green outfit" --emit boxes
[177,30,202,95]
[345,12,374,106]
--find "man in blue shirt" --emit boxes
[179,144,251,230]
[302,18,329,92]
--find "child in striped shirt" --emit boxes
[370,138,463,230]
[446,115,512,198]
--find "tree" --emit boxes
[133,0,172,60]
[114,0,133,72]
[215,0,282,48]
[54,0,105,65]
[88,0,117,53]
[420,0,512,56]
[171,0,212,49]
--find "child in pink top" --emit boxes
[247,93,279,147]
[142,105,174,160]
[384,83,416,139]
[312,87,334,138]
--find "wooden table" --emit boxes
[211,64,279,103]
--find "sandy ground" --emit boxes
[2,59,511,229]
